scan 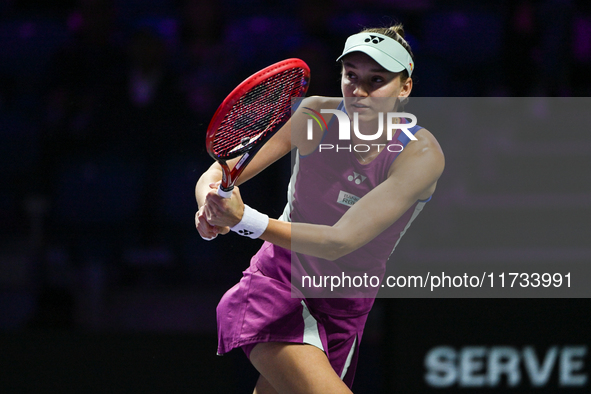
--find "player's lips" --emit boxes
[351,102,371,109]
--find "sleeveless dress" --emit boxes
[216,102,429,388]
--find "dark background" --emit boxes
[1,0,590,392]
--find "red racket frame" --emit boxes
[205,58,310,196]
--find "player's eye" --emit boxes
[346,71,357,80]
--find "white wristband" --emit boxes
[230,205,269,239]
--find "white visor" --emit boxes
[337,32,414,76]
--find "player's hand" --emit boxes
[195,204,229,240]
[204,182,245,228]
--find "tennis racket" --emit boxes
[206,58,310,198]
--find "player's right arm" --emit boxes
[194,117,292,209]
[195,96,338,239]
[205,127,444,259]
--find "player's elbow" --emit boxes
[321,232,354,261]
[319,245,347,262]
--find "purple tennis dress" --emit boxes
[216,102,429,388]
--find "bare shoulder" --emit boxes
[398,128,444,167]
[388,127,445,192]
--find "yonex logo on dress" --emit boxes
[348,172,367,184]
[365,35,384,44]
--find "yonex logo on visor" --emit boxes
[365,35,384,44]
[337,32,414,77]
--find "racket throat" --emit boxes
[220,162,231,187]
[219,161,235,197]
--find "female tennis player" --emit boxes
[196,25,444,394]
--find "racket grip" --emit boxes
[217,185,233,198]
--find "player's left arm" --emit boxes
[287,128,444,259]
[204,128,444,260]
[321,128,444,257]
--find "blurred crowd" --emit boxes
[0,0,590,330]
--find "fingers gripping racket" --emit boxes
[206,59,310,198]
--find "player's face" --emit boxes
[341,52,412,119]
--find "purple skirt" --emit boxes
[216,242,369,388]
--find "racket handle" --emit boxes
[217,185,233,198]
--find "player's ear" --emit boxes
[399,77,412,98]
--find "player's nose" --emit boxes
[352,83,369,97]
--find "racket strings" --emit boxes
[212,67,306,157]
